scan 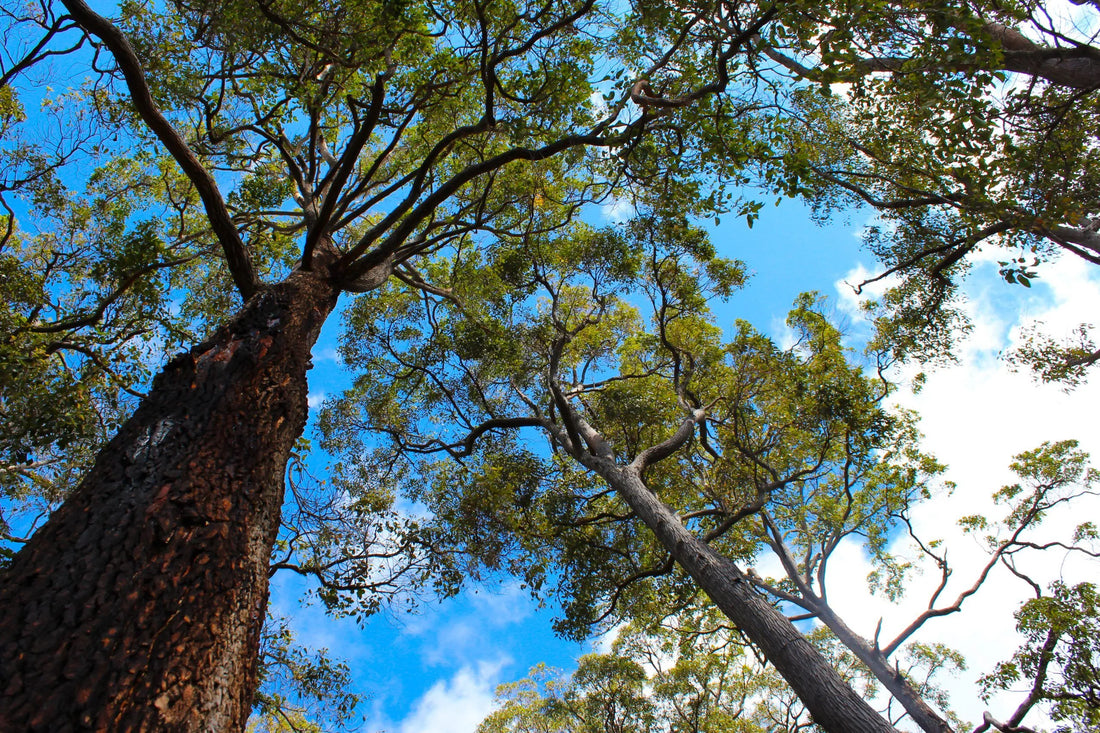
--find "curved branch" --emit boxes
[337,7,778,287]
[0,15,86,89]
[854,221,1011,294]
[631,6,778,111]
[60,0,259,300]
[629,409,705,472]
[445,416,547,458]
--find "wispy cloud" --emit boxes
[402,582,534,667]
[313,345,341,363]
[601,196,635,223]
[770,314,798,350]
[469,582,534,626]
[397,661,507,733]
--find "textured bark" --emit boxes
[0,271,337,732]
[983,22,1100,90]
[599,462,898,733]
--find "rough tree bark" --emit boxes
[591,460,900,733]
[0,270,338,732]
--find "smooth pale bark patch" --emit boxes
[601,462,901,733]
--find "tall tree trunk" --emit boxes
[0,271,338,732]
[600,462,899,733]
[813,599,954,733]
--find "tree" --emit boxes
[3,0,1097,730]
[0,0,784,728]
[980,580,1100,733]
[319,212,904,730]
[742,0,1100,378]
[320,212,1100,731]
[478,608,884,733]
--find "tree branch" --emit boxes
[303,69,392,269]
[761,20,1100,90]
[629,409,706,472]
[60,0,259,300]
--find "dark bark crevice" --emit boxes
[0,271,338,732]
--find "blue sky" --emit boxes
[276,185,1100,731]
[283,198,875,730]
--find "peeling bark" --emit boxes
[0,271,337,732]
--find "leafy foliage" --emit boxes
[249,614,361,733]
[745,1,1100,377]
[479,602,887,733]
[981,582,1100,733]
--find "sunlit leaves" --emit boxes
[982,581,1100,733]
[249,613,361,732]
[744,0,1100,377]
[319,206,951,656]
[0,163,195,502]
[480,602,884,733]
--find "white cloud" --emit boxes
[399,581,535,667]
[832,261,895,345]
[589,88,611,119]
[307,391,325,409]
[592,622,626,655]
[770,314,798,350]
[397,661,506,733]
[313,345,341,363]
[822,254,1100,729]
[1003,253,1100,355]
[469,582,534,626]
[834,262,892,313]
[601,196,635,223]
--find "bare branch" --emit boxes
[629,409,706,472]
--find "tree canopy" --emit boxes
[320,205,1100,731]
[1,0,1099,731]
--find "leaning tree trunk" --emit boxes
[812,597,954,733]
[0,270,337,732]
[603,463,899,733]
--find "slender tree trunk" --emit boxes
[813,600,954,733]
[0,271,337,732]
[601,463,898,733]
